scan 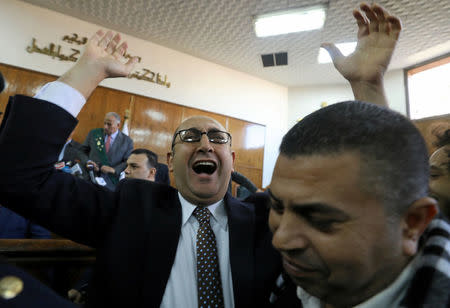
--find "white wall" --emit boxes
[0,0,289,187]
[287,70,407,129]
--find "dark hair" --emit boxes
[433,129,450,148]
[130,148,158,169]
[433,129,450,172]
[280,101,429,216]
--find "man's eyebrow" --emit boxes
[267,189,350,219]
[291,203,350,220]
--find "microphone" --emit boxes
[86,164,96,183]
[70,163,84,179]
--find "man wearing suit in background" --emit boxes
[82,111,133,190]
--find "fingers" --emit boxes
[387,16,402,40]
[98,31,114,49]
[354,3,401,39]
[320,43,343,62]
[360,3,379,33]
[353,10,369,39]
[89,30,105,46]
[106,33,121,55]
[114,41,128,57]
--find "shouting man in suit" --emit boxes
[82,111,133,190]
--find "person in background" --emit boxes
[429,128,450,218]
[82,111,133,190]
[124,148,158,181]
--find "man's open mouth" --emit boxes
[192,161,217,175]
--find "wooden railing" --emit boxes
[0,239,95,296]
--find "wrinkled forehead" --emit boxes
[176,116,227,132]
[104,115,117,123]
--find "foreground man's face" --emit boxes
[169,116,235,206]
[268,152,407,306]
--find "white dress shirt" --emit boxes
[160,193,234,308]
[34,81,235,308]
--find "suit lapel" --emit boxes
[142,185,182,307]
[225,193,255,308]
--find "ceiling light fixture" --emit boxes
[254,5,327,38]
[318,42,357,63]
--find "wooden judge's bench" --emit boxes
[0,239,95,296]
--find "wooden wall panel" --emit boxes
[228,117,265,169]
[130,95,182,160]
[0,63,266,191]
[0,63,53,123]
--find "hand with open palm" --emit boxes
[322,3,402,106]
[58,30,138,99]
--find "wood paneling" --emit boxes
[0,63,53,124]
[131,95,182,160]
[0,63,265,190]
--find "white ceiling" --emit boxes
[19,0,450,87]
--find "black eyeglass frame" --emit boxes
[171,128,232,149]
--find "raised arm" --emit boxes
[321,3,401,107]
[58,30,138,100]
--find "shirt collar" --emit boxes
[296,255,419,308]
[178,192,228,231]
[106,129,119,140]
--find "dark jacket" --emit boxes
[0,95,281,308]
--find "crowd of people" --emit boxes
[0,2,448,308]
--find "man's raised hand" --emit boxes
[58,30,138,99]
[322,3,401,84]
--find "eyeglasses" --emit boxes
[172,128,232,149]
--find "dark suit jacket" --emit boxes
[82,127,133,189]
[62,140,88,164]
[61,140,90,181]
[0,96,281,308]
[155,162,170,185]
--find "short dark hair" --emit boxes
[130,148,157,169]
[280,101,429,216]
[433,129,450,172]
[433,129,450,148]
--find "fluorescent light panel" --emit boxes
[318,42,357,63]
[254,5,326,37]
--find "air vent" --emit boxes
[261,54,275,67]
[275,52,288,65]
[261,52,288,67]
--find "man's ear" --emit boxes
[167,152,174,172]
[402,197,438,256]
[148,167,157,181]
